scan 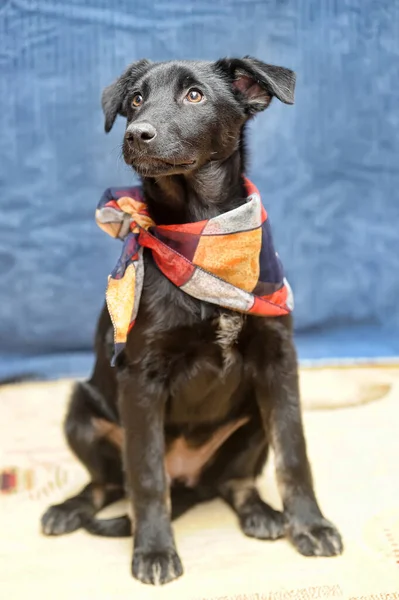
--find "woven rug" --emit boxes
[1,368,399,599]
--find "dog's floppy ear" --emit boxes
[216,56,296,114]
[101,59,151,133]
[101,77,127,134]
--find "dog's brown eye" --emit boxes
[132,94,143,108]
[186,89,203,103]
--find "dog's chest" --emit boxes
[142,258,246,368]
[163,313,250,487]
[166,312,245,420]
[137,259,250,422]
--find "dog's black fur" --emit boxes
[41,57,343,585]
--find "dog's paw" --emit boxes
[41,503,84,536]
[240,501,285,540]
[288,518,343,557]
[132,548,183,585]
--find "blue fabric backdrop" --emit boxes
[1,0,399,380]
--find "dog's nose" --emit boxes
[125,123,157,147]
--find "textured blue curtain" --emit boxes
[1,0,399,379]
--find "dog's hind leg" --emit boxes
[41,381,125,536]
[83,485,212,539]
[210,420,285,540]
[41,482,124,536]
[219,477,285,540]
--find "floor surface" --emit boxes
[1,368,399,599]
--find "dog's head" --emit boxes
[102,57,295,177]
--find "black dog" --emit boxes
[41,57,343,585]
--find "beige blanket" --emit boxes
[1,368,399,599]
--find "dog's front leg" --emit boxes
[118,365,183,585]
[254,323,343,557]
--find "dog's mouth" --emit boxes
[127,155,197,176]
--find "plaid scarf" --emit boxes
[96,179,293,363]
